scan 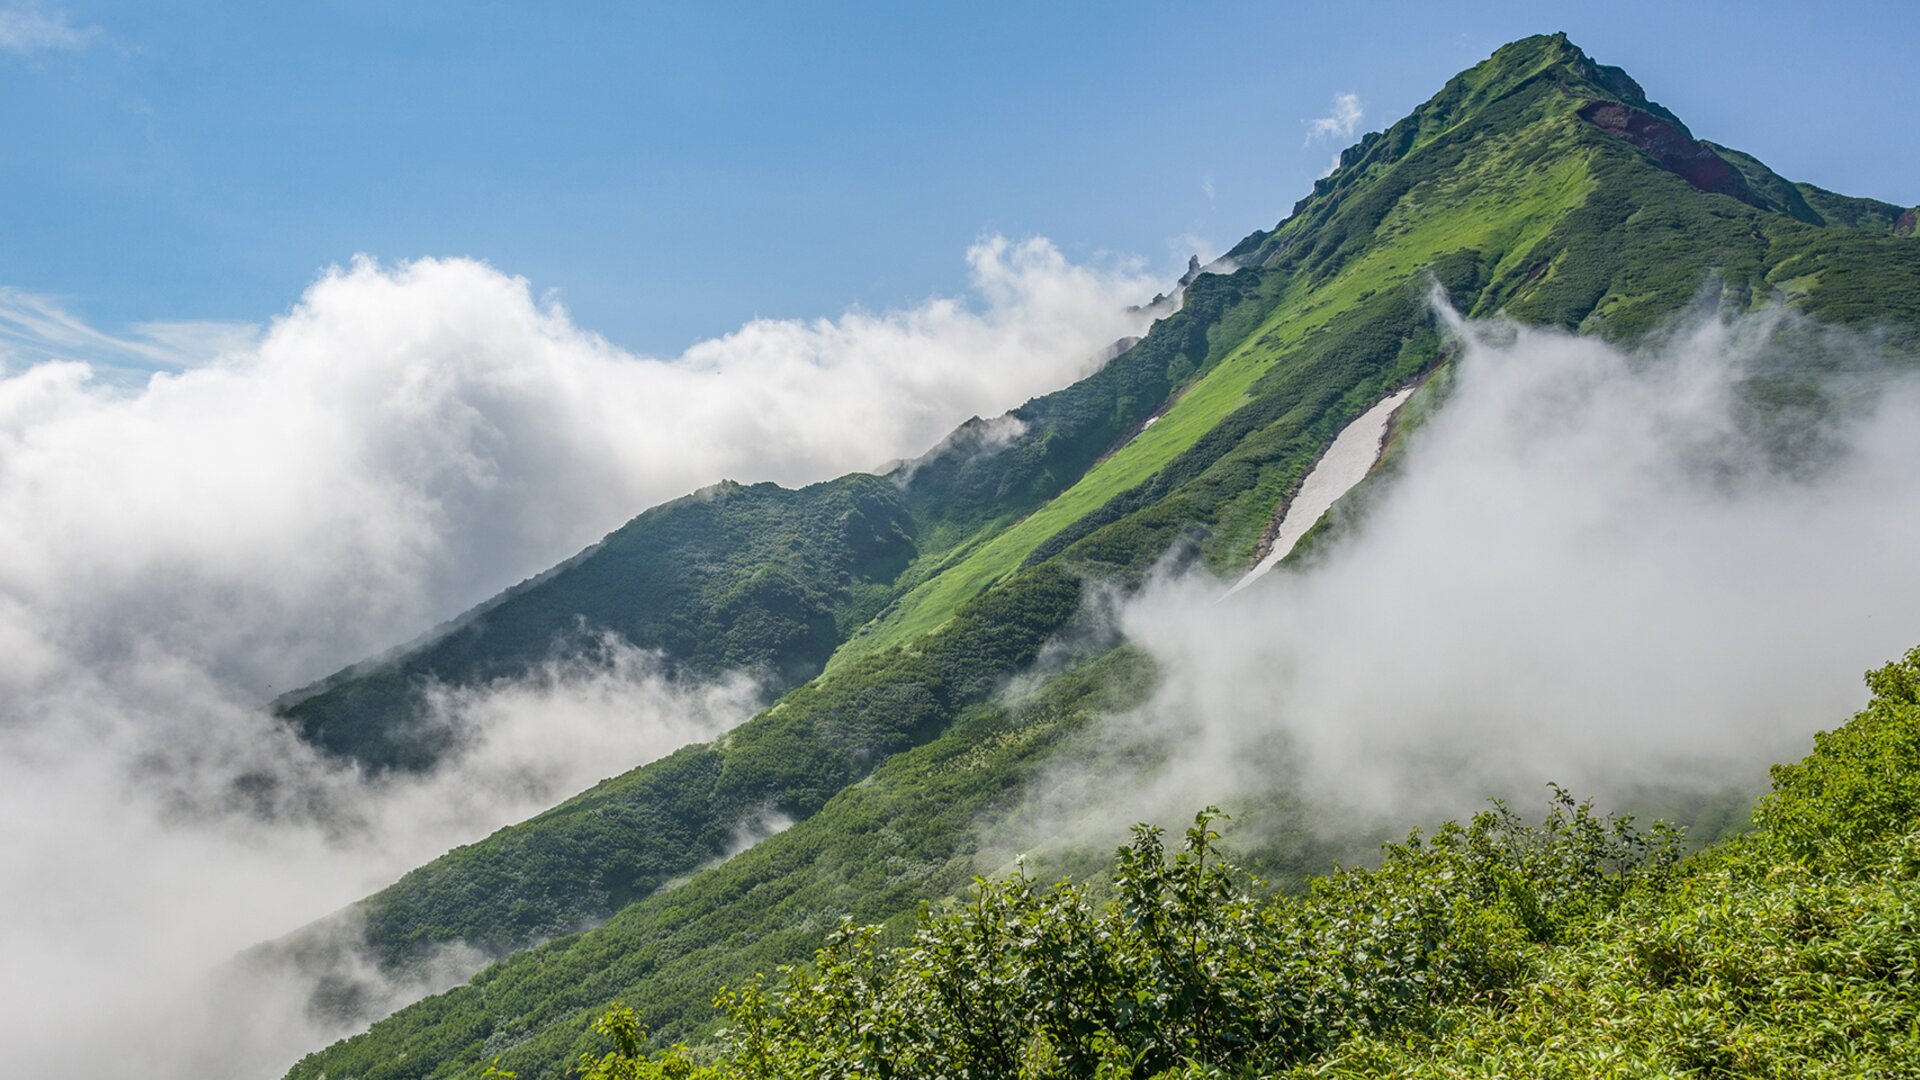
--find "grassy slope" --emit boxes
[831,277,1289,663]
[279,475,918,771]
[288,651,1157,1079]
[282,237,1277,777]
[288,557,1088,983]
[288,34,1920,1079]
[527,646,1920,1079]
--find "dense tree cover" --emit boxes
[287,33,1920,1077]
[669,796,1672,1078]
[501,647,1920,1078]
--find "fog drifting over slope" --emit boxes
[999,305,1920,858]
[0,238,1154,1078]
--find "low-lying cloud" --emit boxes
[0,237,1155,1077]
[998,305,1920,862]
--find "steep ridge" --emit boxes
[286,33,1920,1078]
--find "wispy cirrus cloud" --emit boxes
[0,288,258,379]
[0,3,96,55]
[1305,91,1364,144]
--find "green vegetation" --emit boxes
[281,475,918,770]
[287,648,1161,1078]
[473,646,1920,1078]
[285,560,1092,983]
[284,32,1920,1079]
[833,268,1293,664]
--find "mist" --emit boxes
[997,304,1920,862]
[0,238,1154,1078]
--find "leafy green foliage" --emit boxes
[1757,646,1920,867]
[1310,648,1920,1077]
[545,794,1674,1078]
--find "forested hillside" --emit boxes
[283,33,1920,1078]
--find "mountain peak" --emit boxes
[1228,33,1745,272]
[1385,31,1684,162]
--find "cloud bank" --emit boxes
[1,237,1152,701]
[0,237,1154,1077]
[997,306,1920,861]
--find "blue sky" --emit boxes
[2,0,1915,360]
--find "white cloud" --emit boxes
[0,3,94,54]
[991,305,1920,860]
[0,638,762,1079]
[0,238,1153,701]
[0,237,1156,1077]
[1306,91,1364,144]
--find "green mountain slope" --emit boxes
[268,279,1284,997]
[284,33,1920,1079]
[280,474,917,770]
[463,645,1920,1078]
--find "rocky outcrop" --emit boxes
[1578,100,1760,206]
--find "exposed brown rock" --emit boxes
[1578,100,1756,204]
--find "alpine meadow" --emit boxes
[5,22,1920,1080]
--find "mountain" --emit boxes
[281,33,1919,1078]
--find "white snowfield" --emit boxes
[1224,385,1415,597]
